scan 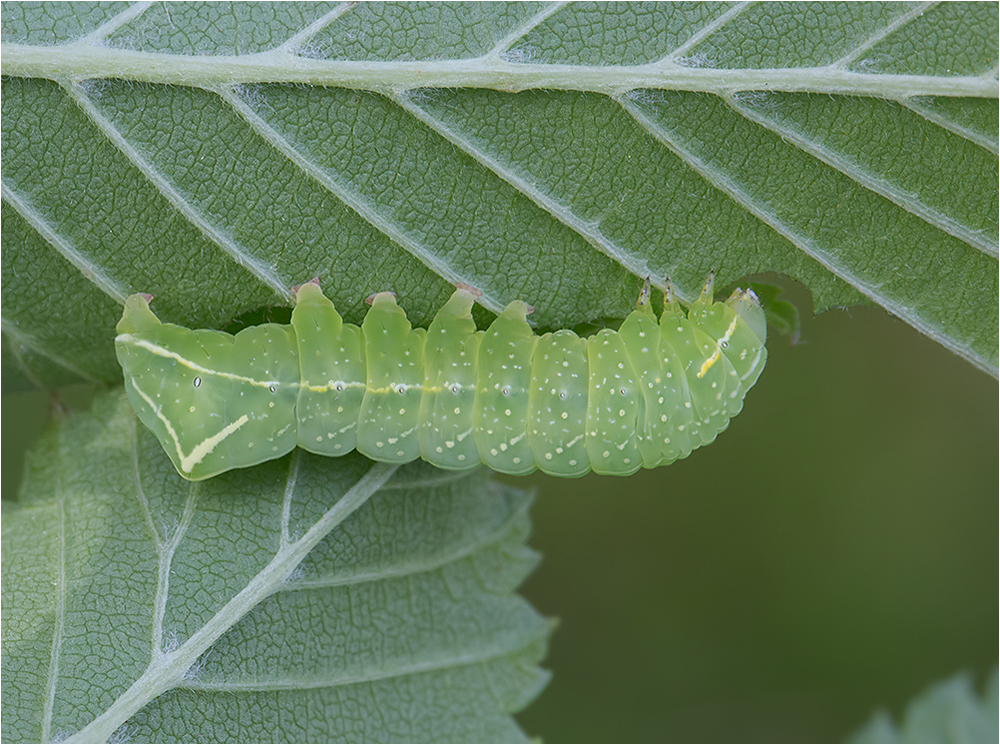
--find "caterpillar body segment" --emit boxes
[474,301,537,476]
[115,279,767,481]
[357,291,426,464]
[418,285,482,470]
[293,279,365,458]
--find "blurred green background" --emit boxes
[3,286,996,743]
[512,292,998,742]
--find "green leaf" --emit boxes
[851,668,999,744]
[1,2,996,390]
[1,389,549,743]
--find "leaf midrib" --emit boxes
[2,2,996,385]
[4,43,997,98]
[61,459,400,744]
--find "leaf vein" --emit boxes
[0,320,102,385]
[490,1,569,58]
[279,450,302,549]
[832,1,939,69]
[4,44,997,98]
[63,462,399,744]
[40,474,66,743]
[395,92,667,290]
[152,482,200,655]
[180,628,549,692]
[0,326,48,390]
[274,2,356,56]
[619,94,997,378]
[658,1,753,66]
[898,98,999,155]
[0,182,128,303]
[280,485,530,592]
[728,96,998,257]
[71,1,155,47]
[61,81,292,302]
[130,415,165,551]
[215,85,508,314]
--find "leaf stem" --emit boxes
[63,461,400,744]
[3,43,996,98]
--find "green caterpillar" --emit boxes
[116,277,766,480]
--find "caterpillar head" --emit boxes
[727,288,766,344]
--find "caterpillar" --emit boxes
[115,277,766,480]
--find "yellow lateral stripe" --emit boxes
[697,315,741,379]
[120,334,471,395]
[130,378,249,473]
[303,382,445,394]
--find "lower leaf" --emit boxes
[1,389,550,743]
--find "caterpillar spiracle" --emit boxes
[115,277,767,480]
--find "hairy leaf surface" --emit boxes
[1,390,549,743]
[1,1,996,388]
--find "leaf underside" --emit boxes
[1,389,549,743]
[1,1,997,390]
[851,668,999,744]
